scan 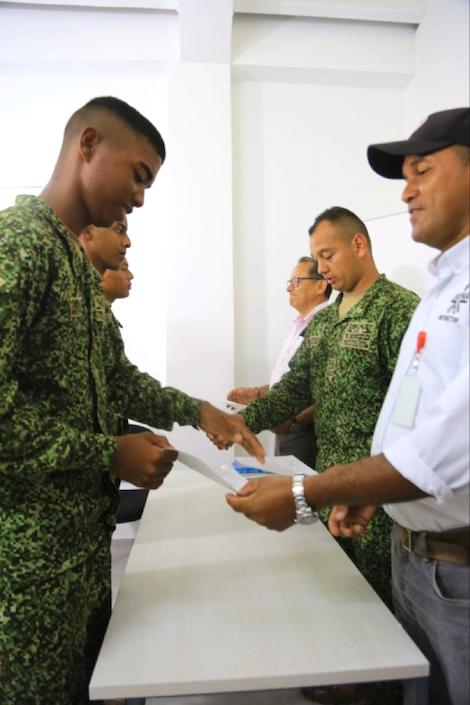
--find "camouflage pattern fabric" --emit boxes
[0,539,111,705]
[0,195,202,703]
[242,276,419,607]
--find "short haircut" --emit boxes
[64,96,166,162]
[453,144,470,166]
[308,206,371,248]
[297,256,332,299]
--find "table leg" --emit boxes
[403,676,428,705]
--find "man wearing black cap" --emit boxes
[226,107,469,705]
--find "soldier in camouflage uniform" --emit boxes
[0,96,263,705]
[225,207,419,705]
[237,207,419,610]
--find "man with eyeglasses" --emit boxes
[227,257,331,468]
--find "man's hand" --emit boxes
[227,387,260,404]
[199,402,265,464]
[226,476,295,531]
[271,406,313,435]
[328,504,378,538]
[112,432,178,489]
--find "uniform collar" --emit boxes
[428,235,469,279]
[15,195,81,248]
[334,274,386,320]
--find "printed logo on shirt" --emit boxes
[439,283,469,322]
[341,321,376,351]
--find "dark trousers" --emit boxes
[275,422,317,469]
[116,423,149,524]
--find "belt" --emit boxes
[398,525,470,565]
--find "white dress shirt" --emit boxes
[372,236,469,531]
[269,301,330,387]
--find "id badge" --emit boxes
[391,374,421,429]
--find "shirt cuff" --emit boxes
[384,436,453,502]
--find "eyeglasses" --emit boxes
[287,276,324,288]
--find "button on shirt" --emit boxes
[372,236,469,531]
[269,302,330,387]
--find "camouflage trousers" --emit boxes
[320,506,394,609]
[319,508,401,705]
[0,540,111,705]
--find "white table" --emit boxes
[90,461,429,703]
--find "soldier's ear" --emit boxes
[79,127,101,163]
[80,225,95,242]
[352,232,368,258]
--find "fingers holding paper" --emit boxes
[226,476,295,531]
[112,432,178,490]
[199,402,265,464]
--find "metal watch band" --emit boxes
[292,474,318,525]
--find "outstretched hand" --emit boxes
[199,402,265,464]
[226,476,295,531]
[112,431,178,489]
[328,504,378,538]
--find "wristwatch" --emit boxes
[292,474,318,525]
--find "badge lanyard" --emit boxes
[391,331,427,429]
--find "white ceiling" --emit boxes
[0,0,428,24]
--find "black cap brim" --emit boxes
[367,138,454,179]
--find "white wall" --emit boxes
[231,1,468,400]
[232,80,407,387]
[406,0,470,128]
[0,4,174,383]
[0,0,468,465]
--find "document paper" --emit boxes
[178,451,248,493]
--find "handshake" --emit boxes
[112,401,264,489]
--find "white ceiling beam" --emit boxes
[1,0,428,25]
[232,64,412,88]
[234,0,427,25]
[0,0,177,9]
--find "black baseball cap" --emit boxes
[367,107,470,179]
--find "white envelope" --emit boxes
[177,451,248,493]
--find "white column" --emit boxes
[166,1,235,464]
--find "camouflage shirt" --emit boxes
[243,276,420,471]
[0,195,201,584]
